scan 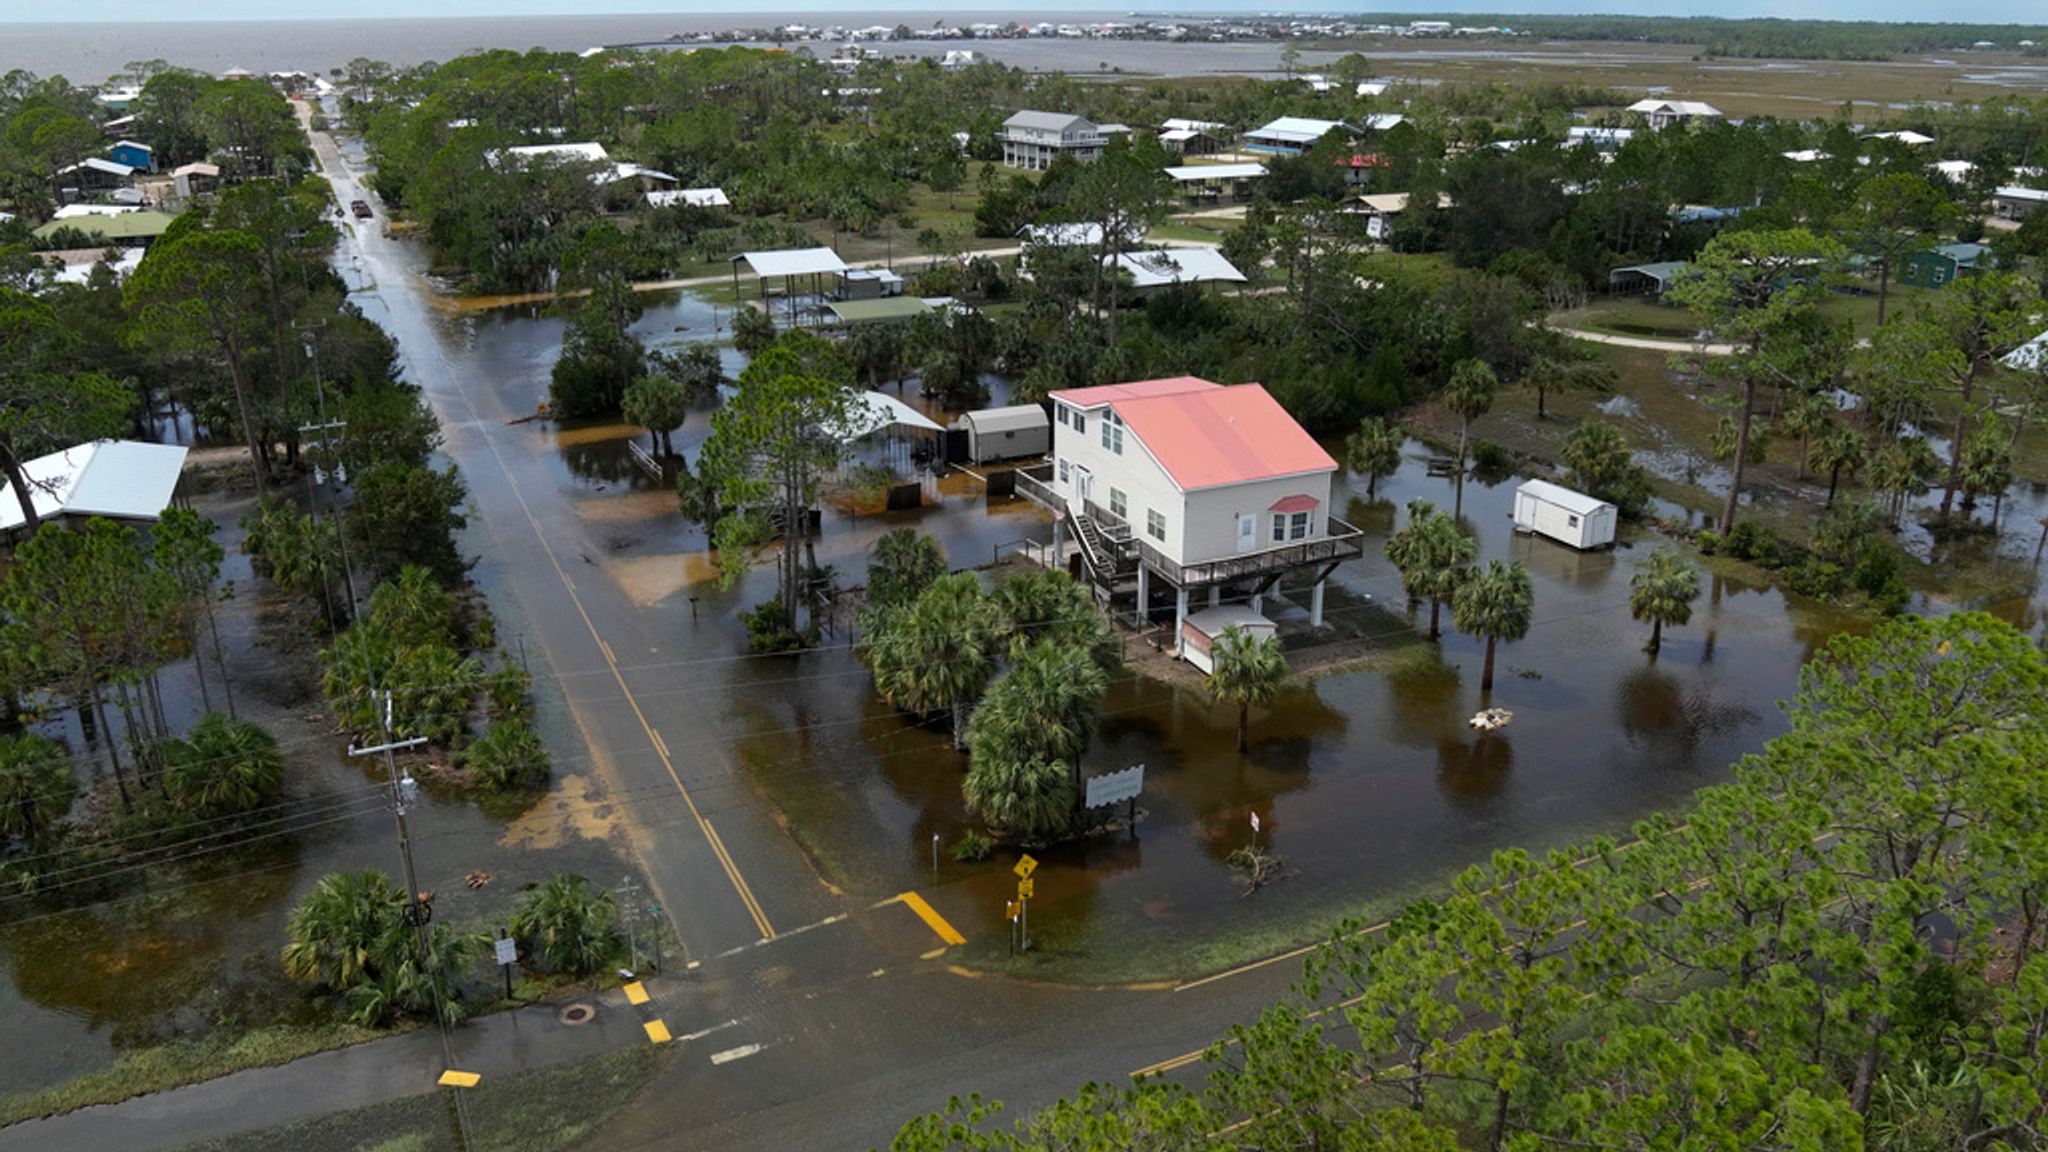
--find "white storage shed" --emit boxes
[955,405,1050,464]
[1512,479,1616,550]
[1179,606,1279,675]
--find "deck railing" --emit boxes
[1014,463,1060,512]
[1139,515,1366,588]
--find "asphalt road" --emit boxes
[284,106,1303,1151]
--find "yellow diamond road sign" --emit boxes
[1017,877,1035,900]
[1014,854,1038,880]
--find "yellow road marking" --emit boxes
[438,1070,482,1088]
[501,468,776,941]
[1132,1051,1205,1078]
[599,638,617,666]
[897,891,967,946]
[644,1020,672,1044]
[623,981,650,1005]
[317,111,776,944]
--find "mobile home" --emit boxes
[1512,479,1616,550]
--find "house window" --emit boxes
[1271,514,1286,543]
[1567,514,1580,529]
[1073,412,1085,436]
[1058,458,1070,484]
[1056,405,1068,426]
[1109,487,1127,518]
[1099,410,1124,454]
[1273,512,1310,541]
[1146,508,1166,541]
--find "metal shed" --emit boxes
[1512,479,1616,551]
[1179,606,1277,676]
[954,405,1050,464]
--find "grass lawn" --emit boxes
[0,1020,406,1128]
[1561,278,1945,344]
[168,1046,674,1152]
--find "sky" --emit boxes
[6,0,2037,22]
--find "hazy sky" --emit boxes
[11,0,2037,23]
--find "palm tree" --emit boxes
[1442,358,1497,516]
[1776,392,1834,481]
[1451,560,1533,692]
[163,712,285,817]
[731,306,777,357]
[962,753,1076,840]
[1386,501,1476,641]
[282,869,409,992]
[990,568,1120,672]
[1628,549,1700,655]
[510,872,626,977]
[1208,625,1287,753]
[1808,425,1868,508]
[367,564,455,647]
[1347,417,1403,498]
[869,572,997,748]
[865,528,947,613]
[0,732,74,844]
[456,716,550,791]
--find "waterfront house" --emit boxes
[999,111,1105,170]
[1013,377,1362,654]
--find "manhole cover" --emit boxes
[559,1003,596,1026]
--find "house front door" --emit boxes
[1074,466,1093,506]
[1237,513,1256,552]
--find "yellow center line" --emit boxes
[897,891,967,946]
[444,357,777,942]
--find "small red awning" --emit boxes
[1268,494,1320,513]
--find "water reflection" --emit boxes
[1436,734,1514,807]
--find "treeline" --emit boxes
[1347,14,2048,60]
[894,612,2048,1152]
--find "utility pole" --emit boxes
[296,323,360,613]
[350,690,473,1149]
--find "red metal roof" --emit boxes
[1049,376,1219,407]
[1268,493,1320,513]
[1113,383,1337,491]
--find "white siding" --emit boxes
[1050,405,1185,560]
[1051,406,1337,567]
[1181,474,1334,564]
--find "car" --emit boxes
[350,199,372,220]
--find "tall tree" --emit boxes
[1208,625,1287,754]
[864,528,947,613]
[125,228,275,486]
[1628,548,1700,655]
[1451,559,1533,692]
[621,373,687,456]
[1864,271,2034,521]
[1442,358,1496,516]
[1386,500,1475,642]
[0,289,133,533]
[1346,417,1403,499]
[152,507,234,718]
[1669,228,1847,533]
[867,572,998,749]
[1835,172,1949,326]
[697,332,856,628]
[1808,423,1867,508]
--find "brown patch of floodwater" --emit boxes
[553,422,640,447]
[500,773,618,851]
[603,551,703,607]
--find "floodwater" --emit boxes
[10,136,2048,1108]
[341,252,1987,978]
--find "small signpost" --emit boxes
[1013,854,1037,953]
[1084,763,1145,835]
[494,931,516,1001]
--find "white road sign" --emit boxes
[1084,764,1144,808]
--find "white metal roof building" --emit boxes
[1164,162,1267,183]
[733,248,849,278]
[0,441,189,533]
[1243,116,1346,154]
[1110,247,1247,290]
[646,188,731,208]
